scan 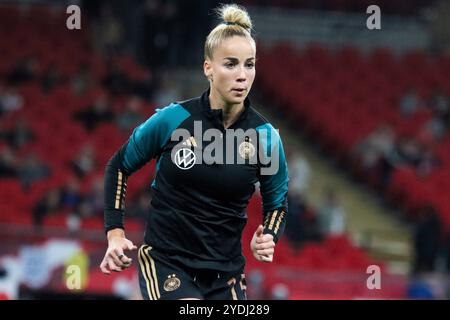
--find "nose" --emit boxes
[236,65,246,82]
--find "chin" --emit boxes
[227,95,246,105]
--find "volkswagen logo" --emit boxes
[174,148,196,170]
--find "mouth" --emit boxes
[231,88,246,93]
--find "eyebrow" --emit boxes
[223,57,256,62]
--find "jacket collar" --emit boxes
[200,88,251,129]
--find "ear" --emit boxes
[204,59,212,80]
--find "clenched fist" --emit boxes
[250,225,275,263]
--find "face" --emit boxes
[204,36,256,107]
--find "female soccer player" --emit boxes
[100,4,288,300]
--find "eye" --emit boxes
[225,62,235,68]
[246,62,255,68]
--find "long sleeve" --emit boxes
[104,103,191,233]
[256,123,289,243]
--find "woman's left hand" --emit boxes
[250,225,275,262]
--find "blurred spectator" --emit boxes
[284,192,308,249]
[270,283,290,300]
[32,188,61,227]
[94,4,125,55]
[375,136,440,186]
[72,144,96,178]
[407,273,435,299]
[354,123,395,170]
[430,89,449,111]
[386,137,421,169]
[247,269,265,300]
[18,154,49,191]
[0,146,19,178]
[153,71,181,106]
[66,213,82,233]
[428,0,450,53]
[317,188,347,237]
[7,57,38,86]
[159,1,179,67]
[413,205,442,274]
[116,96,145,133]
[71,64,94,97]
[81,177,104,218]
[76,201,94,220]
[142,0,178,70]
[142,0,185,69]
[416,145,441,178]
[41,64,63,94]
[430,89,450,128]
[176,0,213,66]
[73,94,114,132]
[408,272,447,299]
[421,115,447,142]
[0,86,24,116]
[60,179,82,213]
[103,61,130,96]
[287,152,311,196]
[399,88,420,117]
[2,118,34,150]
[131,71,156,101]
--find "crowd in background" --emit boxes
[2,0,450,300]
[352,87,450,277]
[81,0,221,69]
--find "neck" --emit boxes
[209,88,244,129]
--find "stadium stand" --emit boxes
[5,1,446,299]
[257,43,450,235]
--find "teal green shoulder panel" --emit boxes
[123,103,190,174]
[256,123,289,212]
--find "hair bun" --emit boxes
[218,4,252,31]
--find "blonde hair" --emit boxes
[204,4,255,60]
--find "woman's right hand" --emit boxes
[100,228,138,274]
